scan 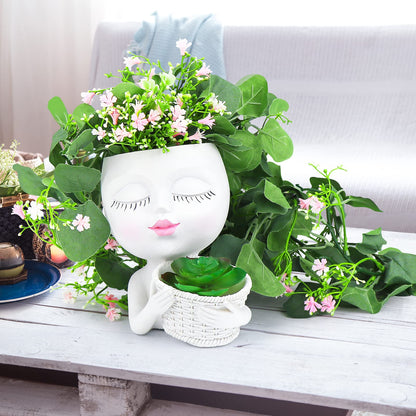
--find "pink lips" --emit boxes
[148,219,180,236]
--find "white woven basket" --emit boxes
[155,276,252,347]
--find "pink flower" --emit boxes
[148,108,162,125]
[299,196,325,214]
[196,62,212,77]
[63,290,76,304]
[176,95,184,107]
[171,117,189,134]
[114,126,132,142]
[12,203,25,220]
[304,296,321,315]
[92,126,106,140]
[109,108,120,125]
[198,114,215,128]
[132,113,148,131]
[299,198,310,210]
[104,238,118,250]
[312,258,329,276]
[100,90,116,108]
[280,273,294,293]
[208,96,227,114]
[104,294,119,308]
[132,100,144,113]
[187,129,205,143]
[309,196,325,214]
[321,295,336,313]
[123,56,142,71]
[171,105,185,121]
[176,38,192,56]
[106,307,121,322]
[81,91,95,105]
[72,214,90,232]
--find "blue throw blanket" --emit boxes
[126,12,226,78]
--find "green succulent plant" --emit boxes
[161,256,247,297]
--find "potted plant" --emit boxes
[0,141,45,258]
[14,38,416,331]
[156,256,251,347]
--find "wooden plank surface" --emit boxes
[0,228,415,415]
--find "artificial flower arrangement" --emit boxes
[13,39,416,320]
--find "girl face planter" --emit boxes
[101,143,230,263]
[101,143,251,339]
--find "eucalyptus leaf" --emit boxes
[269,98,289,116]
[13,164,46,196]
[56,200,110,261]
[112,82,142,101]
[236,74,268,117]
[66,129,95,159]
[258,118,293,163]
[209,75,241,114]
[48,96,68,127]
[219,130,262,173]
[72,103,96,129]
[54,165,101,193]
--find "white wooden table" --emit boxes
[0,228,415,416]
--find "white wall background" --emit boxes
[0,0,415,156]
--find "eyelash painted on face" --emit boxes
[172,191,215,203]
[110,196,150,210]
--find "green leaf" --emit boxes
[72,103,96,129]
[13,164,46,196]
[237,243,284,297]
[54,165,101,193]
[48,96,68,127]
[111,82,142,101]
[219,130,262,173]
[257,118,293,163]
[56,201,110,261]
[50,128,68,152]
[65,129,96,159]
[209,75,241,114]
[236,74,268,117]
[264,180,291,209]
[209,234,247,264]
[346,196,382,212]
[269,98,289,115]
[379,249,416,285]
[342,286,383,313]
[95,257,136,290]
[212,116,236,135]
[284,293,314,318]
[355,228,386,256]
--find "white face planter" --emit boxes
[101,143,230,263]
[101,143,251,341]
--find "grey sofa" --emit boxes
[89,22,416,233]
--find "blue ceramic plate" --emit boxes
[0,260,61,303]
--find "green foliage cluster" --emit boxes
[13,44,416,316]
[161,256,247,296]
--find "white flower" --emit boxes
[26,201,44,220]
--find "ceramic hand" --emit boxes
[197,302,252,329]
[147,287,175,316]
